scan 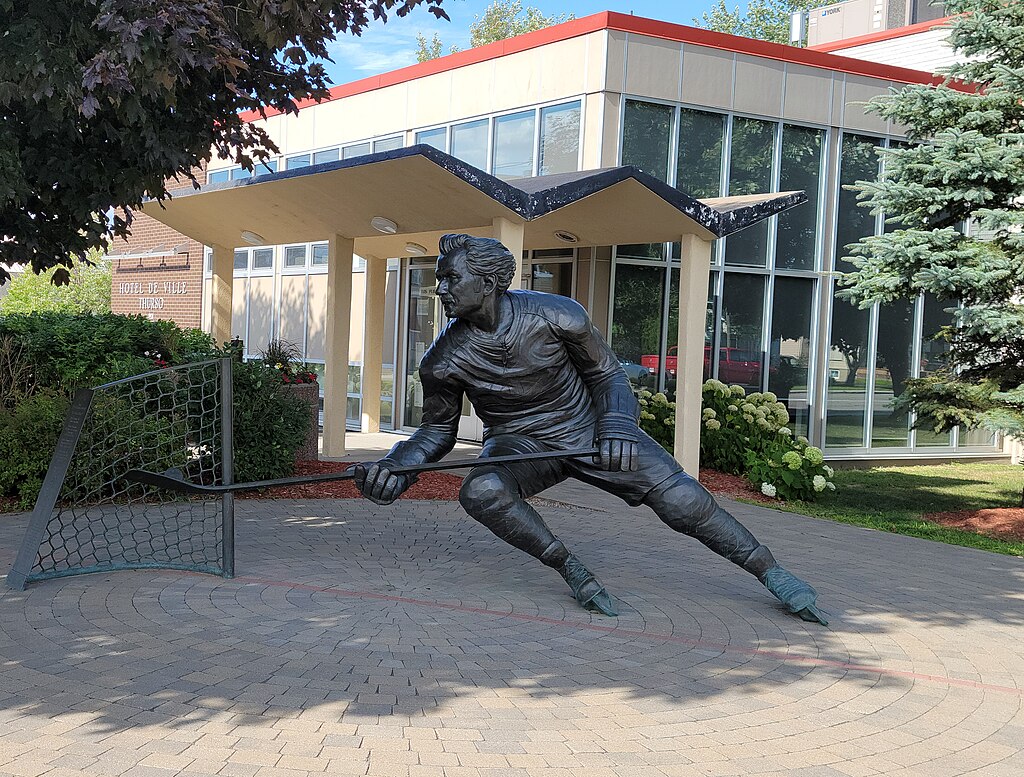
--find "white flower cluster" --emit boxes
[760,483,777,497]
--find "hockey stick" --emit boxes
[124,447,601,496]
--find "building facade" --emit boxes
[111,11,1000,461]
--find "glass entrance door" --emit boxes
[402,262,483,442]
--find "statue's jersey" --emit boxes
[398,290,638,458]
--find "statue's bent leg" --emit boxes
[458,463,617,616]
[643,472,827,625]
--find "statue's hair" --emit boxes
[438,234,516,293]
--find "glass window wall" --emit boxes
[373,136,403,153]
[451,119,489,170]
[610,264,665,391]
[313,148,339,165]
[719,273,766,393]
[284,245,306,268]
[776,125,823,270]
[724,118,775,267]
[825,134,881,448]
[622,100,673,181]
[871,301,915,447]
[676,108,725,198]
[539,101,581,175]
[404,266,443,428]
[770,277,814,437]
[343,142,370,159]
[416,127,447,151]
[915,293,953,446]
[493,110,536,179]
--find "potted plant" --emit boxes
[259,339,319,460]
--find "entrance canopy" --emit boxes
[143,145,805,255]
[139,145,806,472]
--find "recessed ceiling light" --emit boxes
[370,216,398,234]
[554,230,579,244]
[404,242,428,256]
[240,230,265,245]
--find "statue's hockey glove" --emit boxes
[353,457,418,505]
[594,412,641,472]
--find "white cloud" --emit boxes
[323,11,472,83]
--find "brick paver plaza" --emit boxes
[1,478,1022,777]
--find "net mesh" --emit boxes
[28,360,227,582]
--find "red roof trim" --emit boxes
[238,11,956,124]
[808,16,955,53]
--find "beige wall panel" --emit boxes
[680,46,734,110]
[537,36,590,102]
[252,115,285,151]
[491,56,538,112]
[581,93,605,170]
[201,278,212,334]
[582,31,608,94]
[305,274,328,361]
[783,63,834,126]
[624,36,681,103]
[733,55,784,119]
[601,92,621,167]
[832,75,846,127]
[407,72,454,130]
[278,275,307,352]
[450,65,495,120]
[605,31,627,93]
[349,272,366,362]
[312,85,410,148]
[247,276,275,354]
[842,76,891,134]
[232,278,247,342]
[282,106,317,155]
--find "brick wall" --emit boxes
[109,169,206,329]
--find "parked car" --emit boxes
[618,360,652,386]
[641,346,762,385]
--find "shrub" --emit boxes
[0,313,204,391]
[0,392,70,509]
[231,360,312,483]
[635,388,675,451]
[744,437,836,502]
[699,379,791,475]
[635,379,836,502]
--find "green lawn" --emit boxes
[756,462,1024,557]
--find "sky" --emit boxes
[321,1,716,87]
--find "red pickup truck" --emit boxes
[641,346,762,385]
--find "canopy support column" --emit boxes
[210,244,233,347]
[323,234,354,458]
[492,217,526,289]
[360,255,387,434]
[674,234,713,478]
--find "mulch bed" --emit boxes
[235,460,464,501]
[698,468,776,504]
[924,507,1024,543]
[235,460,774,505]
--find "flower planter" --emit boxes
[281,382,320,461]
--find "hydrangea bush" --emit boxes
[744,436,836,502]
[634,388,674,451]
[633,379,836,502]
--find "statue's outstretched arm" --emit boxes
[385,362,462,467]
[556,303,641,471]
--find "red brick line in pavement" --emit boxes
[172,571,1023,698]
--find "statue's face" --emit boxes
[435,250,492,319]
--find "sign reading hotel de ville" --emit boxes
[110,261,203,328]
[108,213,204,329]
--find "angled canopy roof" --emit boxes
[140,145,805,256]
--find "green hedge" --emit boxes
[0,314,311,509]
